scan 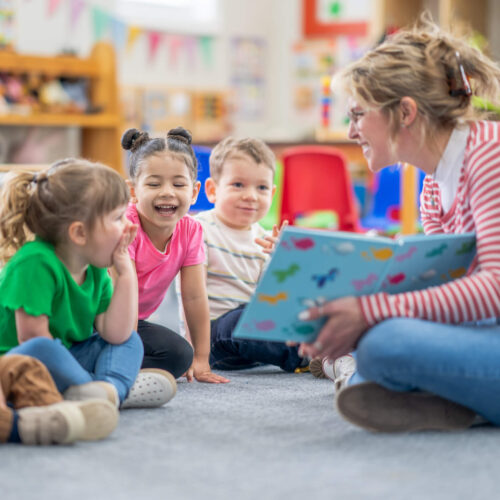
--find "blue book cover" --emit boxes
[233,226,476,344]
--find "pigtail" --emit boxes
[0,170,38,264]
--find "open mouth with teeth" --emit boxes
[155,204,177,216]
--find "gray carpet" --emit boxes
[2,366,500,500]
[2,287,500,499]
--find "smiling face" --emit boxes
[130,152,200,242]
[206,154,276,230]
[347,97,397,173]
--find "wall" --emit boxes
[12,0,308,140]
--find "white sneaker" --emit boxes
[322,354,356,391]
[64,381,119,408]
[121,369,177,409]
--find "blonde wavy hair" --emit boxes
[0,158,130,265]
[336,13,500,144]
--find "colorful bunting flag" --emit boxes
[126,25,142,52]
[48,0,63,16]
[147,31,162,62]
[70,0,85,29]
[91,6,110,42]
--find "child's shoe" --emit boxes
[335,382,476,432]
[73,399,119,440]
[324,354,356,391]
[64,381,119,408]
[17,399,119,444]
[308,357,326,378]
[121,368,177,409]
[17,402,85,445]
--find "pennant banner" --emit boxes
[199,36,213,68]
[111,17,127,51]
[148,31,162,62]
[127,25,142,52]
[70,0,85,29]
[167,35,183,68]
[91,6,110,42]
[48,0,62,16]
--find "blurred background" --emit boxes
[0,0,498,233]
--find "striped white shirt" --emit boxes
[195,209,269,320]
[360,120,500,325]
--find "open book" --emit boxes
[233,226,476,343]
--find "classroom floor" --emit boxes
[2,288,500,499]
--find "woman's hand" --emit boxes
[299,296,368,360]
[188,357,230,384]
[255,221,288,255]
[112,221,138,276]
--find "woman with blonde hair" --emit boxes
[300,16,500,432]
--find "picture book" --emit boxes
[233,227,476,344]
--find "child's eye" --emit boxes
[232,182,243,188]
[258,185,269,191]
[174,183,186,188]
[147,183,160,187]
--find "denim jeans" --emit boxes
[7,332,143,403]
[349,318,500,425]
[210,305,303,372]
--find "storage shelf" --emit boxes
[0,113,120,128]
[0,51,99,77]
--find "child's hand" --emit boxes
[189,357,230,384]
[255,220,288,255]
[112,221,138,275]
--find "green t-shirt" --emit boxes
[0,238,113,355]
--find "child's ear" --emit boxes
[191,180,201,205]
[126,179,137,204]
[67,221,87,247]
[205,177,217,204]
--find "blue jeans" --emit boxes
[350,318,500,425]
[7,332,143,403]
[210,305,303,372]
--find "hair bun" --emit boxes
[167,127,192,145]
[121,129,149,151]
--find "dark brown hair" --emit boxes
[121,126,198,182]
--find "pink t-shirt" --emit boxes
[127,204,205,320]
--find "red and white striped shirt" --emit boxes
[360,120,500,325]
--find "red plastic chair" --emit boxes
[280,146,360,232]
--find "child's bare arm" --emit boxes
[255,220,288,254]
[95,222,138,344]
[0,383,6,409]
[180,263,229,384]
[15,309,52,343]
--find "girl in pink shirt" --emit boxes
[122,127,229,384]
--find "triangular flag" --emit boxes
[199,36,213,68]
[111,18,127,51]
[48,0,63,16]
[91,6,110,42]
[184,36,197,70]
[127,26,142,52]
[167,35,183,68]
[147,31,162,62]
[70,0,86,29]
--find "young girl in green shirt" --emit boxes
[0,158,175,409]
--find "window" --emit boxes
[117,0,220,35]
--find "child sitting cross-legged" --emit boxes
[0,159,176,410]
[194,137,307,372]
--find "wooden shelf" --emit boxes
[0,43,124,174]
[0,51,100,77]
[0,113,120,127]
